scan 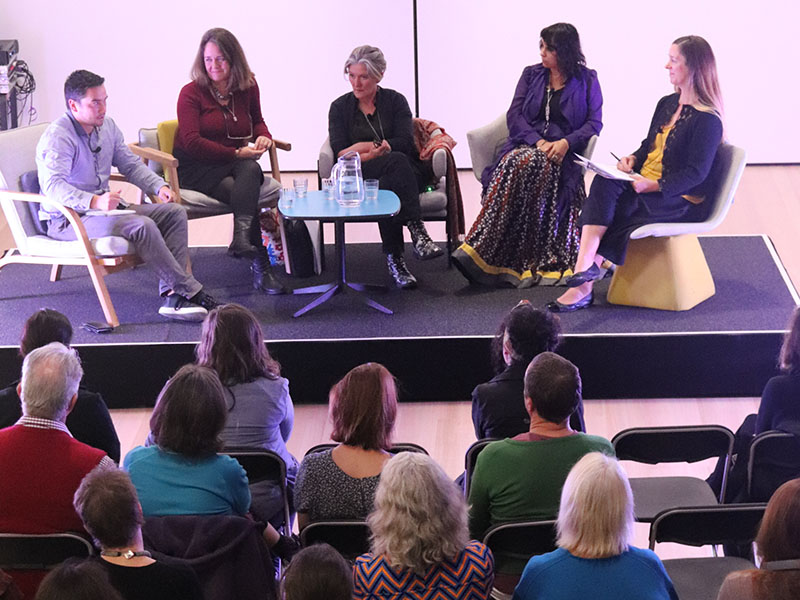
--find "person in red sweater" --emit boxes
[173,27,286,295]
[0,342,112,597]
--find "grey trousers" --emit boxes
[47,202,202,298]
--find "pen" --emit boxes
[610,151,622,162]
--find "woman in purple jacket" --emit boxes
[453,23,603,288]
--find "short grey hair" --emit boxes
[368,452,468,574]
[343,45,386,82]
[20,342,83,421]
[557,452,634,559]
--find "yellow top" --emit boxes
[638,124,704,204]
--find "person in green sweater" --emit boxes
[468,352,613,577]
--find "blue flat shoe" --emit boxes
[546,291,594,312]
[565,263,603,288]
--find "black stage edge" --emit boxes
[0,332,784,409]
[0,235,794,407]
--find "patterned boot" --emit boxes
[407,220,444,260]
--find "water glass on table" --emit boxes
[364,179,379,202]
[293,177,308,199]
[321,177,334,200]
[281,188,294,207]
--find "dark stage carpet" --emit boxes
[0,234,795,345]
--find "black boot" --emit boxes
[387,253,417,289]
[228,216,259,259]
[407,219,443,260]
[252,248,288,295]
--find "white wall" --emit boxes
[6,0,799,170]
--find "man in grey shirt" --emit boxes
[36,69,219,321]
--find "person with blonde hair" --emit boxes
[717,478,800,600]
[354,452,493,600]
[294,363,397,529]
[551,35,724,311]
[513,452,677,600]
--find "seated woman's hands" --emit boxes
[631,174,660,194]
[616,155,636,173]
[254,136,273,152]
[235,145,266,159]
[536,138,569,164]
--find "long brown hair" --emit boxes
[330,363,397,451]
[191,27,255,92]
[753,478,800,598]
[779,307,800,374]
[672,35,724,120]
[196,304,280,385]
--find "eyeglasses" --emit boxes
[222,108,254,142]
[514,299,531,308]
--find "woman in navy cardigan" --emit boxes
[550,35,725,311]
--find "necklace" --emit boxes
[101,549,152,559]
[544,86,554,135]
[211,84,229,101]
[362,108,385,145]
[223,93,238,122]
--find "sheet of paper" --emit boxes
[84,209,136,216]
[574,153,635,182]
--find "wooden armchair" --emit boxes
[0,123,141,327]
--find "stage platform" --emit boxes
[0,235,795,407]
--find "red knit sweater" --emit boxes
[0,425,106,597]
[174,79,271,162]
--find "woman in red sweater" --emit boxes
[173,28,286,294]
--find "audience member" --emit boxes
[717,478,800,600]
[468,352,613,575]
[73,465,203,600]
[196,304,298,525]
[125,364,293,556]
[471,301,584,440]
[354,452,494,600]
[0,309,120,461]
[708,306,800,500]
[282,544,352,600]
[0,343,112,598]
[512,453,678,600]
[34,559,124,600]
[295,363,397,529]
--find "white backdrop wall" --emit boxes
[5,0,799,171]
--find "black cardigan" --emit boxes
[631,93,723,201]
[328,87,415,158]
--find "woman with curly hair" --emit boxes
[354,452,494,600]
[471,301,584,440]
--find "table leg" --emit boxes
[293,283,341,318]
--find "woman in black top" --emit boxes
[550,35,725,311]
[328,45,442,289]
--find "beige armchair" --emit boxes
[0,123,141,327]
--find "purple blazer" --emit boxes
[481,63,603,194]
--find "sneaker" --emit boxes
[158,294,208,322]
[189,289,223,311]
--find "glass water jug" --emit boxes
[331,151,364,207]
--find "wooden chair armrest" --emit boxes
[128,143,179,168]
[272,138,291,152]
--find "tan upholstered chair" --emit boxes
[0,123,142,327]
[607,143,747,311]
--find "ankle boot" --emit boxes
[407,219,443,260]
[252,249,288,295]
[228,216,259,258]
[387,253,417,289]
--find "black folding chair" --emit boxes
[463,438,499,498]
[649,504,766,600]
[299,520,371,562]
[611,425,735,521]
[747,430,800,502]
[482,520,558,597]
[222,448,291,534]
[0,532,94,570]
[303,442,429,457]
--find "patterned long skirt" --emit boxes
[452,146,584,287]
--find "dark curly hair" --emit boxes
[540,23,586,81]
[491,302,562,374]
